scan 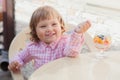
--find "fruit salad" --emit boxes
[94,34,111,45]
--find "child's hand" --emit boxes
[8,61,21,73]
[75,20,91,33]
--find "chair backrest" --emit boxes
[8,25,97,80]
[8,27,31,80]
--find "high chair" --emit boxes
[8,24,97,80]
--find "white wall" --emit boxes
[85,0,120,20]
[87,0,120,9]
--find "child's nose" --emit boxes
[46,26,53,32]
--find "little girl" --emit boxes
[8,5,91,73]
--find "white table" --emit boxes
[29,51,120,80]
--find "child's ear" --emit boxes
[61,26,65,33]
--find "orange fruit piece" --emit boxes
[104,38,111,45]
[94,36,103,44]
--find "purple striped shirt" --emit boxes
[12,32,84,70]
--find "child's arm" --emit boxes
[65,20,91,58]
[8,44,33,73]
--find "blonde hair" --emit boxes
[29,5,65,42]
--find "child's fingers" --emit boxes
[85,21,91,30]
[8,61,21,73]
[75,20,91,33]
[81,20,91,32]
[86,20,91,27]
[14,61,21,69]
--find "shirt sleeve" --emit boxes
[9,44,32,67]
[63,31,84,57]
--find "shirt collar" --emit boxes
[40,38,60,50]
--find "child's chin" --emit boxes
[45,40,56,44]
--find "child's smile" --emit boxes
[45,31,55,37]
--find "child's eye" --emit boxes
[40,26,46,28]
[52,23,57,26]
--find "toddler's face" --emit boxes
[36,18,62,44]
